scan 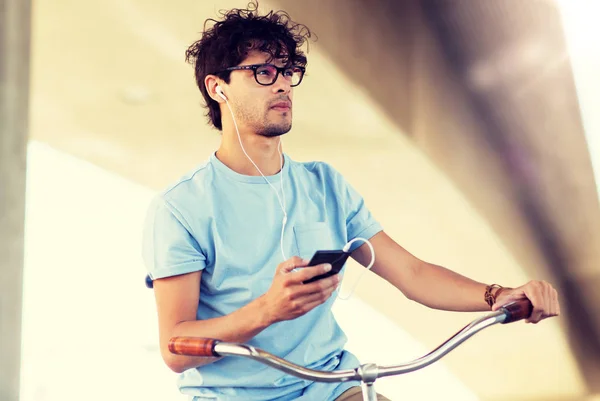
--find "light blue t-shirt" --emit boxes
[142,152,383,401]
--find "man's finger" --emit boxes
[292,263,332,282]
[551,289,559,317]
[526,295,543,323]
[545,285,556,316]
[279,257,309,273]
[300,299,329,314]
[297,289,335,305]
[529,307,544,323]
[298,274,339,294]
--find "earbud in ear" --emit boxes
[216,85,227,101]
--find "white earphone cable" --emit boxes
[223,96,288,260]
[337,237,376,300]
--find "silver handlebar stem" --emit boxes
[377,310,507,378]
[214,343,361,383]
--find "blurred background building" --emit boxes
[2,0,599,400]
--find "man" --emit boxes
[142,3,560,400]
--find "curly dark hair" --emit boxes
[185,1,313,131]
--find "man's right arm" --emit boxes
[153,256,338,373]
[154,270,269,373]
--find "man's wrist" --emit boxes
[484,284,504,309]
[251,295,274,329]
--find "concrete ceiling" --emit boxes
[421,2,600,387]
[29,0,599,400]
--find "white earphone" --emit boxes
[216,85,227,101]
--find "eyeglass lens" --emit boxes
[255,64,303,86]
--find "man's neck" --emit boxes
[216,129,284,177]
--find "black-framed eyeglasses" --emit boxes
[219,63,305,87]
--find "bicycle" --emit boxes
[167,299,533,401]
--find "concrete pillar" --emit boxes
[0,0,32,400]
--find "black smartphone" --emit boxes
[302,250,351,284]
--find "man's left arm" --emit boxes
[350,231,560,323]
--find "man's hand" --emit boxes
[492,280,560,323]
[260,256,340,325]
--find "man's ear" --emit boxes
[205,75,225,103]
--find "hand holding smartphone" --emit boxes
[302,250,351,284]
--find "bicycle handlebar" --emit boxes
[169,337,220,358]
[168,299,532,383]
[502,298,533,323]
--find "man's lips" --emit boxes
[271,101,291,110]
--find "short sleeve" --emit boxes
[142,197,207,279]
[339,174,383,252]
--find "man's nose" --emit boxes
[271,73,292,94]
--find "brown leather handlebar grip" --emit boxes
[500,299,533,323]
[168,337,221,357]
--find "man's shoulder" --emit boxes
[160,159,214,203]
[289,158,348,189]
[290,158,341,179]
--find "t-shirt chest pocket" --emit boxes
[293,222,334,260]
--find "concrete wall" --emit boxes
[0,1,31,400]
